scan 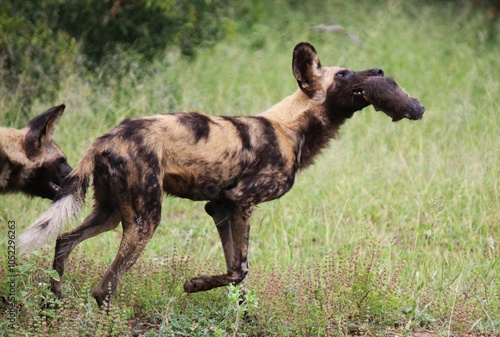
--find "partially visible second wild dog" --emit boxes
[0,105,72,200]
[19,42,424,308]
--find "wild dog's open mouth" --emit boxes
[362,77,425,122]
[353,88,364,96]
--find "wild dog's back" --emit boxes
[84,112,300,202]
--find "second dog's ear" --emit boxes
[292,42,322,97]
[24,104,65,158]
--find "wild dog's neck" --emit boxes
[260,90,348,168]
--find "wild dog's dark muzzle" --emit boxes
[371,68,384,77]
[356,68,385,78]
[352,68,384,98]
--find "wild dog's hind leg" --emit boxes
[51,205,120,298]
[51,169,121,298]
[184,199,254,292]
[91,181,163,307]
[90,151,163,307]
[91,213,159,308]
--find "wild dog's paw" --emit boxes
[184,274,235,293]
[363,77,425,122]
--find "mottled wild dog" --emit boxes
[19,42,424,307]
[0,105,72,200]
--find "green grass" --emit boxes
[1,1,499,336]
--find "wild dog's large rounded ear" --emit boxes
[292,42,322,97]
[24,104,65,158]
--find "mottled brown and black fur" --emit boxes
[0,105,72,200]
[19,42,424,308]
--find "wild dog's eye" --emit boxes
[56,157,68,165]
[336,70,348,78]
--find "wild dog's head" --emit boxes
[23,104,72,199]
[292,42,424,122]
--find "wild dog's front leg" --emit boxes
[184,200,253,293]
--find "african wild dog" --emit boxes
[19,42,424,307]
[0,105,72,200]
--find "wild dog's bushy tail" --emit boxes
[18,152,95,255]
